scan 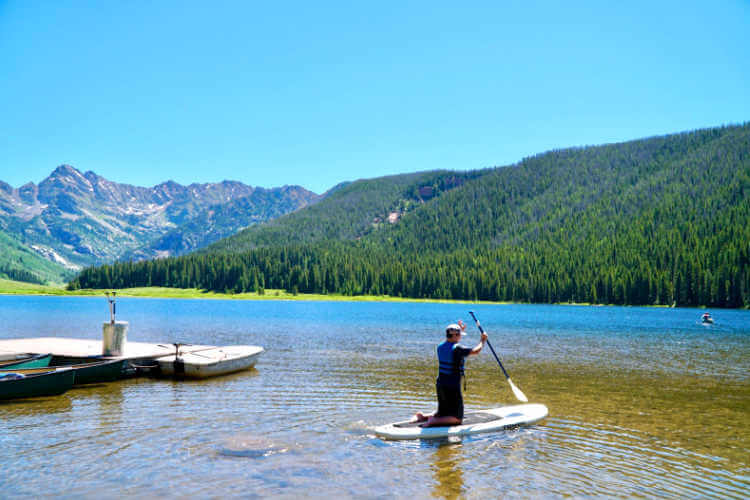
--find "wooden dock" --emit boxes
[0,337,213,361]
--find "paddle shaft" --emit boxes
[469,311,510,379]
[469,311,528,402]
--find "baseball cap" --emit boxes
[446,324,465,336]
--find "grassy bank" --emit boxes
[0,278,719,308]
[0,278,488,304]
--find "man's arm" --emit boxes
[468,331,488,356]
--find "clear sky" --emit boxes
[1,1,748,194]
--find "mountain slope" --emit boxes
[122,185,321,261]
[202,169,485,252]
[69,123,750,307]
[0,231,75,285]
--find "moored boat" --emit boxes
[156,345,264,378]
[0,358,128,385]
[0,353,52,369]
[0,368,76,401]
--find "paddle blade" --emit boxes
[508,377,528,402]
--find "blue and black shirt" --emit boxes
[436,340,473,387]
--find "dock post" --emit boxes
[103,292,128,356]
[103,322,128,356]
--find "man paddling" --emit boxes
[414,320,488,427]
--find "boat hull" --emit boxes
[0,368,76,401]
[0,354,52,369]
[1,359,128,385]
[156,345,264,378]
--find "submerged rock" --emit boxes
[219,434,289,458]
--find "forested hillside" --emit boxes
[202,170,483,252]
[70,124,750,307]
[0,231,75,285]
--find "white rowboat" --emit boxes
[156,345,264,378]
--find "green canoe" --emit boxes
[0,359,128,385]
[0,368,76,400]
[0,353,53,369]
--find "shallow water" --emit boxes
[0,296,748,498]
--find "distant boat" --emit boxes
[701,313,714,324]
[0,353,52,369]
[0,368,76,401]
[0,359,127,385]
[156,345,264,378]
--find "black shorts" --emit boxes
[436,383,464,419]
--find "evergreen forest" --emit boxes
[69,124,750,308]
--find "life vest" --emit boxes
[437,341,466,385]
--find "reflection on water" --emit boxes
[0,393,73,416]
[431,442,465,500]
[0,296,748,498]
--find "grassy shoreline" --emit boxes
[0,278,735,308]
[0,278,495,304]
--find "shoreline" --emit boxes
[0,279,494,305]
[0,279,739,309]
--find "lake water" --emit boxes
[0,296,748,498]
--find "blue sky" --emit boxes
[1,1,748,194]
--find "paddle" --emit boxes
[469,311,528,403]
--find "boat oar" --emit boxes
[156,344,221,359]
[469,311,528,403]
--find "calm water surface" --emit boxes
[0,296,748,498]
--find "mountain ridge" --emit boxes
[0,165,319,283]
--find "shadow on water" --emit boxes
[157,366,262,385]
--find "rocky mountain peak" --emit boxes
[39,164,94,198]
[51,164,80,176]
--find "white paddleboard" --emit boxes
[373,403,548,440]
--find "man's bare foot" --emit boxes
[411,412,428,423]
[421,416,461,428]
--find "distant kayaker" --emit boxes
[413,320,488,427]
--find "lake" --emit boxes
[0,295,748,498]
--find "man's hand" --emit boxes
[470,329,488,355]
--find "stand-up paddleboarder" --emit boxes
[413,320,487,427]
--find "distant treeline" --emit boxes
[70,124,750,308]
[68,236,749,307]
